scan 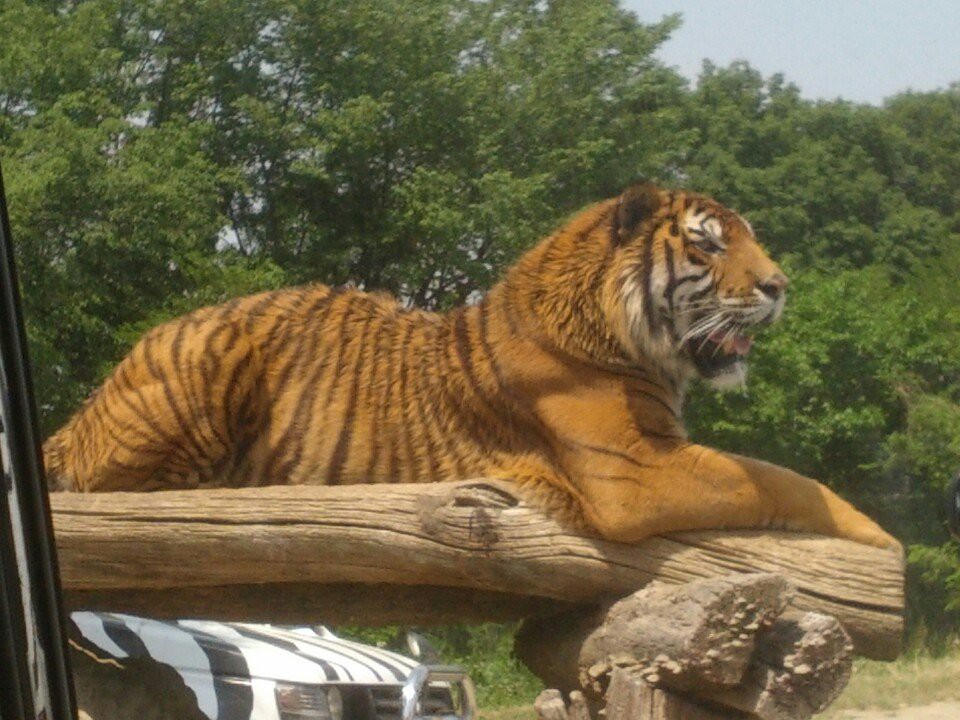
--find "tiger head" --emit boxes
[605,182,787,390]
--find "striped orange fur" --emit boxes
[44,182,899,549]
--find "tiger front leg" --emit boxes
[574,443,901,552]
[492,454,593,532]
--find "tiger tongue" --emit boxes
[707,330,753,356]
[732,335,753,355]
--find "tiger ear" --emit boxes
[613,182,662,245]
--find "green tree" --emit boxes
[3,0,960,654]
[2,0,688,429]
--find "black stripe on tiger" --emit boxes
[252,291,340,478]
[173,325,227,453]
[94,377,169,453]
[394,319,420,484]
[668,269,710,297]
[662,241,677,312]
[558,437,657,470]
[406,325,444,482]
[687,279,719,304]
[268,293,354,484]
[642,233,658,334]
[141,328,211,461]
[111,363,197,466]
[360,313,393,480]
[325,313,376,483]
[452,309,504,431]
[479,293,559,461]
[419,323,457,479]
[429,318,468,478]
[241,291,285,335]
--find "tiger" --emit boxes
[43,181,899,550]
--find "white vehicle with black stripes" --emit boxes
[70,611,476,720]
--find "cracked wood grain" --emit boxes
[50,479,904,659]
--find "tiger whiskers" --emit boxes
[678,311,729,347]
[711,321,744,358]
[680,314,725,343]
[674,300,722,317]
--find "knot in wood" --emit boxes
[416,482,511,550]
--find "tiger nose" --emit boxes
[757,272,788,300]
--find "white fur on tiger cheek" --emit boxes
[708,362,748,391]
[617,264,691,381]
[684,210,724,247]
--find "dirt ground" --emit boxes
[835,702,960,720]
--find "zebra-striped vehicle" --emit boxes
[70,612,476,720]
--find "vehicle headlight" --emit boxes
[275,683,343,720]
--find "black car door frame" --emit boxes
[0,161,76,720]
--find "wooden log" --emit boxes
[534,683,733,720]
[535,674,749,720]
[50,479,904,658]
[519,576,853,720]
[706,612,853,720]
[604,668,739,720]
[516,574,792,695]
[534,690,591,720]
[533,682,733,720]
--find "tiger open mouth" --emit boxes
[684,327,754,377]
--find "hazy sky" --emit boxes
[623,1,960,104]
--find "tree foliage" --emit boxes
[2,0,959,644]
